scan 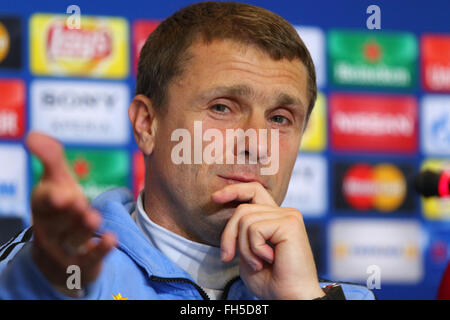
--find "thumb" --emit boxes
[26,131,75,184]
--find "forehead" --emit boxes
[171,39,309,109]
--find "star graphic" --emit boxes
[73,157,90,180]
[112,293,129,300]
[364,41,382,63]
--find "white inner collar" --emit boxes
[132,192,239,291]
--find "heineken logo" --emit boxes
[329,30,417,88]
[33,149,129,201]
[334,63,411,87]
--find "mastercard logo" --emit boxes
[342,163,407,212]
[0,22,10,63]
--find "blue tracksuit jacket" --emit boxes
[0,188,375,300]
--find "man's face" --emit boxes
[148,39,309,246]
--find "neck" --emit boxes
[143,165,211,245]
[143,188,191,241]
[134,192,240,291]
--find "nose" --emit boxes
[230,111,270,165]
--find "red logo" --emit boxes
[343,164,374,210]
[0,79,25,139]
[430,241,448,264]
[364,41,382,63]
[422,34,450,92]
[133,20,160,74]
[342,163,407,212]
[72,157,91,180]
[330,94,417,153]
[46,22,112,61]
[133,151,145,199]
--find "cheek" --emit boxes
[272,150,298,205]
[274,136,300,183]
[278,133,300,161]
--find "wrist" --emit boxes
[300,284,326,300]
[278,282,326,300]
[313,283,346,300]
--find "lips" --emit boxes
[218,174,267,188]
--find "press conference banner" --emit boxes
[0,0,449,300]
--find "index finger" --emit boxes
[26,131,75,184]
[211,182,277,206]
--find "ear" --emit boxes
[128,94,158,156]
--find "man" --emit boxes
[0,1,374,300]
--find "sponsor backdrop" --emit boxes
[0,0,449,300]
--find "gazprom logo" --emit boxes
[431,116,450,146]
[334,243,418,260]
[422,95,450,156]
[0,182,16,196]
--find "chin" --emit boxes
[196,205,236,246]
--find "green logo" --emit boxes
[32,149,130,201]
[329,30,417,88]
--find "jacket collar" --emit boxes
[91,187,256,300]
[92,187,194,280]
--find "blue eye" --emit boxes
[271,115,290,124]
[211,104,231,113]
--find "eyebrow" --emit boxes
[197,84,306,111]
[197,84,253,101]
[275,92,305,111]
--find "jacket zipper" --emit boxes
[221,276,241,300]
[150,275,211,300]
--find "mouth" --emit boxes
[218,174,268,189]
